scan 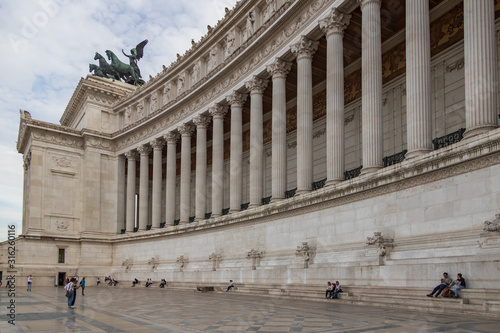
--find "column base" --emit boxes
[178,220,188,225]
[248,203,260,208]
[229,209,241,213]
[405,149,432,160]
[464,125,499,139]
[211,214,221,218]
[361,166,382,175]
[325,179,342,187]
[270,197,284,203]
[295,189,311,195]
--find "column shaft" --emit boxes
[246,77,268,207]
[320,9,351,185]
[179,124,194,224]
[291,37,318,194]
[164,132,179,226]
[138,145,151,230]
[360,0,383,173]
[464,0,498,137]
[210,105,227,217]
[151,139,164,228]
[194,115,210,220]
[267,60,291,200]
[125,151,137,232]
[228,93,246,212]
[405,0,432,158]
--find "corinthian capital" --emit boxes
[226,91,247,108]
[245,76,269,94]
[266,58,292,79]
[150,138,165,150]
[125,150,138,160]
[163,131,180,144]
[193,114,211,128]
[137,144,152,155]
[209,104,229,118]
[178,123,195,136]
[319,8,351,36]
[290,36,319,60]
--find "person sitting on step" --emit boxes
[226,280,234,292]
[325,281,333,298]
[427,272,452,297]
[330,281,343,299]
[450,273,466,298]
[132,278,139,287]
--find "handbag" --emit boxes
[65,290,72,298]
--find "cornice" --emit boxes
[60,76,135,127]
[113,0,332,152]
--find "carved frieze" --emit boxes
[247,249,263,270]
[176,255,188,271]
[208,252,222,271]
[295,241,314,268]
[483,214,500,233]
[122,259,133,270]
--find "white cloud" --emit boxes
[0,0,237,241]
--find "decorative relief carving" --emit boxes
[208,252,222,271]
[247,248,263,270]
[208,47,218,73]
[243,10,255,42]
[32,130,84,149]
[177,73,186,96]
[52,156,73,169]
[23,150,31,171]
[295,241,314,268]
[225,30,236,59]
[446,58,464,72]
[264,0,277,22]
[163,82,171,106]
[122,259,133,270]
[115,0,332,151]
[150,91,158,112]
[54,219,69,231]
[136,100,145,119]
[148,257,160,270]
[365,232,393,257]
[430,3,463,57]
[176,255,188,271]
[483,214,500,233]
[192,62,201,84]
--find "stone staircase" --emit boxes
[115,281,500,318]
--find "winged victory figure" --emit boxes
[122,39,148,79]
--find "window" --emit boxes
[58,249,65,263]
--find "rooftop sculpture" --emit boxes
[89,40,148,86]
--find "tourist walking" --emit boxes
[27,275,33,292]
[65,277,80,309]
[80,277,86,296]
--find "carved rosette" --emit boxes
[177,123,195,137]
[193,114,211,129]
[266,58,292,79]
[150,138,165,150]
[163,131,180,144]
[226,92,247,108]
[245,76,269,94]
[209,104,229,119]
[290,36,319,61]
[137,144,152,156]
[319,8,351,37]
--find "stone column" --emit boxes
[194,114,211,220]
[359,0,383,174]
[246,76,269,207]
[151,138,165,229]
[464,0,499,137]
[137,144,151,230]
[320,8,351,185]
[266,59,292,200]
[178,123,194,224]
[405,0,432,159]
[209,104,228,217]
[125,150,138,232]
[291,36,319,194]
[164,131,179,226]
[227,92,247,212]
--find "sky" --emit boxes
[0,0,238,241]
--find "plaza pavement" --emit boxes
[1,285,499,332]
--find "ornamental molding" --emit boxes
[31,128,84,149]
[446,58,464,72]
[113,0,330,152]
